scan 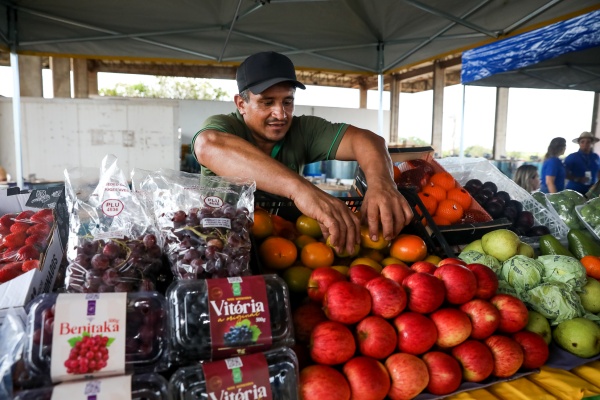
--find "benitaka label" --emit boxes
[50,375,132,400]
[50,293,127,382]
[202,352,273,400]
[207,276,273,358]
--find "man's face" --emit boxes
[579,137,593,152]
[236,82,295,145]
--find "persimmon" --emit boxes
[389,234,428,263]
[258,236,297,270]
[580,255,600,279]
[301,242,335,269]
[252,209,273,239]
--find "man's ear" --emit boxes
[234,94,246,115]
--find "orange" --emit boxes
[300,242,335,269]
[447,187,472,210]
[258,236,298,270]
[430,172,456,191]
[294,234,317,250]
[381,256,405,266]
[435,199,464,224]
[252,209,273,239]
[422,184,447,203]
[432,215,451,226]
[389,234,428,263]
[417,192,438,215]
[580,255,600,279]
[393,165,402,184]
[296,214,323,238]
[271,214,298,241]
[424,254,442,265]
[359,225,390,250]
[349,257,383,273]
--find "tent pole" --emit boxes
[459,85,466,158]
[10,51,24,189]
[377,43,384,137]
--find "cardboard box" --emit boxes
[0,186,68,324]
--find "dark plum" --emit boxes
[481,181,498,195]
[516,210,535,230]
[495,191,511,204]
[465,179,483,192]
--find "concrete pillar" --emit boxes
[18,55,43,97]
[592,93,600,158]
[431,61,444,157]
[358,79,368,109]
[50,56,71,98]
[72,58,89,98]
[88,68,99,96]
[389,75,400,144]
[493,87,509,160]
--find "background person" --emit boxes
[514,164,541,193]
[540,137,566,193]
[192,51,413,255]
[564,131,600,195]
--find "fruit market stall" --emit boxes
[2,153,600,400]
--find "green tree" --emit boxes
[99,76,230,100]
[464,145,492,158]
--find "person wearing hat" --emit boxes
[564,131,600,194]
[192,51,413,255]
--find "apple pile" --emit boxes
[0,209,54,283]
[297,258,550,400]
[464,179,550,237]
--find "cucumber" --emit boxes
[567,229,600,259]
[539,234,574,257]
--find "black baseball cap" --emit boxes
[236,51,306,94]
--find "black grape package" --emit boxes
[63,155,168,293]
[139,169,256,280]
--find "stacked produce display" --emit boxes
[2,153,600,399]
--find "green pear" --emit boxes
[525,310,552,345]
[462,239,484,254]
[481,229,520,262]
[517,242,535,258]
[580,278,600,314]
[553,317,600,358]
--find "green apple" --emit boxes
[525,310,552,345]
[517,242,535,258]
[462,239,484,254]
[553,317,600,358]
[580,278,600,314]
[481,229,520,262]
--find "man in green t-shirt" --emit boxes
[193,51,412,255]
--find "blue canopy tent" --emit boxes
[461,9,600,92]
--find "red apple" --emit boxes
[484,335,524,378]
[438,257,467,267]
[343,356,390,400]
[393,312,438,355]
[381,263,414,285]
[293,302,328,343]
[324,281,372,324]
[300,364,351,400]
[422,351,463,395]
[310,321,356,365]
[511,330,550,369]
[348,264,381,286]
[356,316,397,359]
[402,272,446,314]
[308,267,346,303]
[410,261,437,274]
[385,353,429,400]
[466,263,499,300]
[459,298,501,340]
[490,294,529,333]
[434,264,477,305]
[365,277,406,319]
[429,308,472,348]
[451,339,495,382]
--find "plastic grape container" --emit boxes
[24,291,169,382]
[166,274,294,363]
[12,373,173,400]
[169,347,299,400]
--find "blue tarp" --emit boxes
[461,10,600,86]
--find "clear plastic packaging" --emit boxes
[139,169,256,280]
[64,155,170,293]
[24,291,169,382]
[169,347,299,400]
[167,274,294,363]
[12,373,172,400]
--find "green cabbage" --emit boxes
[501,255,544,291]
[524,282,585,325]
[458,251,501,277]
[496,280,520,298]
[537,255,587,289]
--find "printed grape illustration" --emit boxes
[222,320,261,347]
[64,333,112,374]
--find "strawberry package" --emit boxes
[138,169,256,280]
[63,155,170,294]
[0,186,68,318]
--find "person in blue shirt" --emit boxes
[540,137,566,193]
[564,131,600,195]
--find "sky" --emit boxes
[0,66,595,157]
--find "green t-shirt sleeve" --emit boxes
[294,115,349,162]
[191,113,247,168]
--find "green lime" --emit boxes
[282,265,312,293]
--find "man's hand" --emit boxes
[291,186,361,256]
[361,179,413,243]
